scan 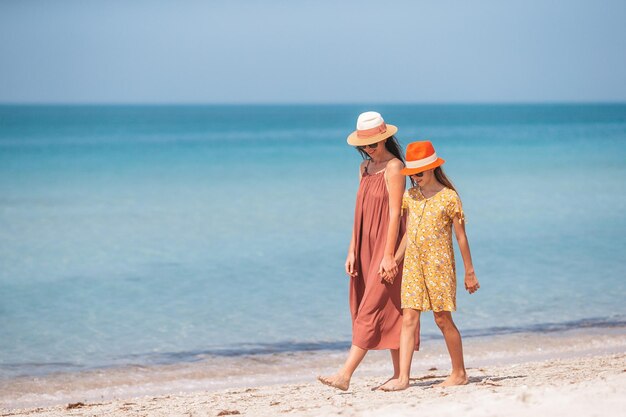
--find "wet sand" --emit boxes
[2,327,625,416]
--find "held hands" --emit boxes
[378,255,398,284]
[465,270,480,294]
[345,252,357,277]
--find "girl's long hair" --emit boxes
[356,135,405,164]
[434,166,459,195]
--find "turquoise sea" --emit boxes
[1,104,625,380]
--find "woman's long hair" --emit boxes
[434,166,459,195]
[356,135,405,164]
[356,135,415,185]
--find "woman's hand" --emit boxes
[465,270,480,294]
[378,255,398,284]
[345,252,357,277]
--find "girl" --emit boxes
[318,112,419,391]
[380,141,480,391]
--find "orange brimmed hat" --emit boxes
[400,141,445,175]
[347,111,398,146]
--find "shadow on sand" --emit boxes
[408,373,527,388]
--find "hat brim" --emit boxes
[400,158,445,176]
[347,124,398,146]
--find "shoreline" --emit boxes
[4,315,625,380]
[2,326,625,413]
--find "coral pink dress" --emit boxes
[349,164,419,350]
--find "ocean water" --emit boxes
[1,104,625,380]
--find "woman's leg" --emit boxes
[390,348,400,378]
[371,348,400,390]
[380,309,421,391]
[318,345,367,391]
[433,311,468,386]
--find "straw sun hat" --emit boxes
[400,141,445,176]
[347,111,398,146]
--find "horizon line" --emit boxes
[1,100,625,107]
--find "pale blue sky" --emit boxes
[1,0,625,103]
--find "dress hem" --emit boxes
[400,306,457,312]
[352,341,399,351]
[352,341,420,352]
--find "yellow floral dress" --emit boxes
[401,186,464,312]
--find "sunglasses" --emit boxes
[356,143,379,150]
[411,172,424,177]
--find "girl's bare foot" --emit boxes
[434,372,468,387]
[317,374,350,391]
[379,377,410,391]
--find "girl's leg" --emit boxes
[433,311,469,386]
[318,345,367,391]
[380,309,421,391]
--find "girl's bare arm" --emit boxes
[452,217,480,294]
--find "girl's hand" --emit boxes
[345,252,357,277]
[465,270,480,294]
[378,255,398,284]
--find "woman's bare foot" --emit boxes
[371,375,400,391]
[317,374,350,391]
[434,372,469,387]
[379,377,410,391]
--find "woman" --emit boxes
[318,111,420,391]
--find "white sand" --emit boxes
[2,329,625,417]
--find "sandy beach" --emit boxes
[2,327,625,417]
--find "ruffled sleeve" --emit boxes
[401,190,409,215]
[445,192,465,224]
